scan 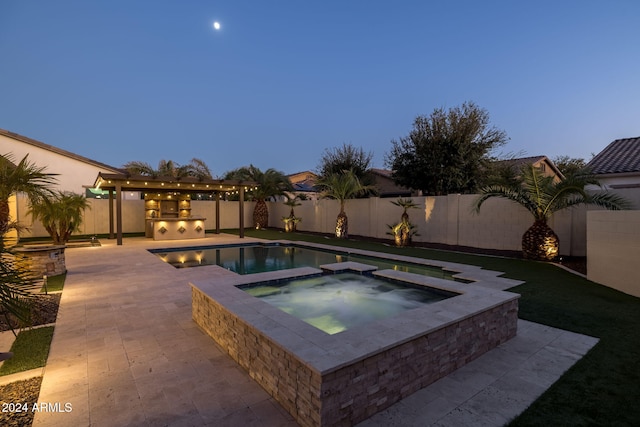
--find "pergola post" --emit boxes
[108,190,115,239]
[239,186,245,238]
[215,192,220,234]
[116,182,123,245]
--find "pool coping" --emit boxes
[155,238,526,291]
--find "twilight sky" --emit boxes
[1,1,639,177]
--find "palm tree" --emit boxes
[1,245,34,336]
[283,196,302,232]
[388,198,420,247]
[123,158,213,179]
[316,169,370,239]
[28,192,91,244]
[392,198,419,222]
[473,164,631,261]
[0,153,57,246]
[225,165,292,229]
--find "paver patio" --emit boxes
[32,235,597,426]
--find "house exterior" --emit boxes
[587,137,640,189]
[0,128,124,241]
[287,170,320,200]
[492,155,564,183]
[0,128,123,194]
[368,168,417,198]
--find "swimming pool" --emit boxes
[240,272,457,334]
[150,242,464,281]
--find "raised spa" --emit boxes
[240,272,456,335]
[192,255,520,427]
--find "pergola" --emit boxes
[93,172,258,245]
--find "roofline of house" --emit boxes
[0,128,124,174]
[593,171,640,178]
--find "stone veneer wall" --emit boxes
[192,290,323,426]
[14,245,67,278]
[321,300,518,425]
[192,287,518,427]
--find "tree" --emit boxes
[28,192,91,244]
[317,143,373,179]
[385,102,508,195]
[317,143,376,196]
[123,158,213,179]
[316,169,370,239]
[552,156,588,177]
[224,165,292,229]
[0,153,57,247]
[473,164,631,261]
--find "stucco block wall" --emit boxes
[587,210,640,298]
[17,197,145,237]
[268,197,578,255]
[190,200,255,230]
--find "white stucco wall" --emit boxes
[587,210,640,298]
[0,132,120,194]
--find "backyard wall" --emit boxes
[15,188,640,259]
[587,210,640,298]
[15,196,256,238]
[267,196,586,257]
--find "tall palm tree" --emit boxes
[392,198,419,222]
[28,192,91,244]
[0,153,57,244]
[225,165,292,229]
[316,169,370,239]
[473,164,631,261]
[123,158,213,179]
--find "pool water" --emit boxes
[152,243,458,280]
[241,273,455,334]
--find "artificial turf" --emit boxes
[231,228,640,425]
[0,326,54,376]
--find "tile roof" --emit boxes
[0,128,123,173]
[587,137,640,175]
[369,168,393,177]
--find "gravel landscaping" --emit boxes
[0,294,60,333]
[0,377,43,427]
[1,294,60,427]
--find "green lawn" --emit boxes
[40,272,66,293]
[231,228,640,425]
[0,326,54,376]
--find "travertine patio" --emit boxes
[27,235,597,426]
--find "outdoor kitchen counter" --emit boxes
[146,217,207,240]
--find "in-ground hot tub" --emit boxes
[191,260,519,427]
